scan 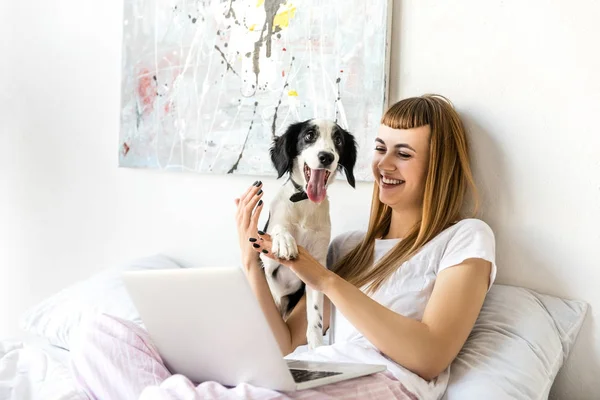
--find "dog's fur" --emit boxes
[261,118,357,349]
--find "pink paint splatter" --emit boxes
[122,142,130,156]
[137,68,156,114]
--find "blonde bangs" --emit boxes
[380,97,432,130]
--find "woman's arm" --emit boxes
[244,260,331,355]
[250,236,490,381]
[323,258,491,380]
[243,259,294,354]
[244,259,331,354]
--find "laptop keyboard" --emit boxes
[289,368,343,383]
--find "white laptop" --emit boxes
[121,266,386,391]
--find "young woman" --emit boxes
[71,94,495,400]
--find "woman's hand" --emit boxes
[248,232,337,293]
[234,181,265,271]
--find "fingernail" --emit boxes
[253,243,260,248]
[249,238,257,242]
[252,180,259,186]
[257,180,262,186]
[262,249,268,254]
[256,189,263,196]
[258,230,265,235]
[257,200,263,206]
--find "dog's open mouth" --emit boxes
[304,163,331,203]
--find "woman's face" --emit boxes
[371,124,431,211]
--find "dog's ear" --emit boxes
[270,122,302,178]
[338,128,358,188]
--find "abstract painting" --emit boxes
[119,0,392,182]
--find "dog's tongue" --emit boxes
[307,168,327,203]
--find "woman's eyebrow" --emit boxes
[375,138,417,152]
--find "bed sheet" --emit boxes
[0,338,88,400]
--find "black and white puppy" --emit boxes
[261,118,357,349]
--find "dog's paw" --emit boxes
[306,326,324,350]
[271,230,298,260]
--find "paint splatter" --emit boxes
[272,57,294,138]
[214,45,240,76]
[273,3,296,30]
[122,142,130,156]
[288,90,298,96]
[137,69,156,114]
[228,101,259,174]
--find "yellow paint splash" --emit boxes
[249,24,257,31]
[256,0,264,7]
[288,90,298,97]
[273,3,296,30]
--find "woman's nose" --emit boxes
[378,153,396,171]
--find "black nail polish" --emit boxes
[256,189,263,196]
[249,238,257,242]
[257,200,263,206]
[252,180,259,186]
[253,243,260,248]
[262,249,268,254]
[258,230,265,235]
[257,180,262,186]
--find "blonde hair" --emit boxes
[330,94,479,293]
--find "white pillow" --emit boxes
[19,254,182,350]
[443,284,588,400]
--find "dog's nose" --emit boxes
[318,151,335,166]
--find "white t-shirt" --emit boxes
[285,218,497,400]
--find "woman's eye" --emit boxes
[374,147,386,152]
[399,152,411,159]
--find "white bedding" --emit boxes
[0,339,87,400]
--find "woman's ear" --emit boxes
[270,122,303,178]
[338,128,358,188]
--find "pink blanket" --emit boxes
[70,314,417,400]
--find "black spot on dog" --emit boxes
[334,126,358,188]
[271,265,280,279]
[318,322,322,329]
[281,282,305,318]
[314,305,318,311]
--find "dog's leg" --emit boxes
[303,237,329,350]
[262,255,303,316]
[306,286,324,349]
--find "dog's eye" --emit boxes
[304,131,315,141]
[333,136,342,146]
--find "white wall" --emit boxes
[1,0,598,398]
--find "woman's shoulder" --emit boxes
[419,218,495,256]
[446,218,495,242]
[434,218,496,260]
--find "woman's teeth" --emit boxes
[381,176,404,185]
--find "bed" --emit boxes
[1,255,588,400]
